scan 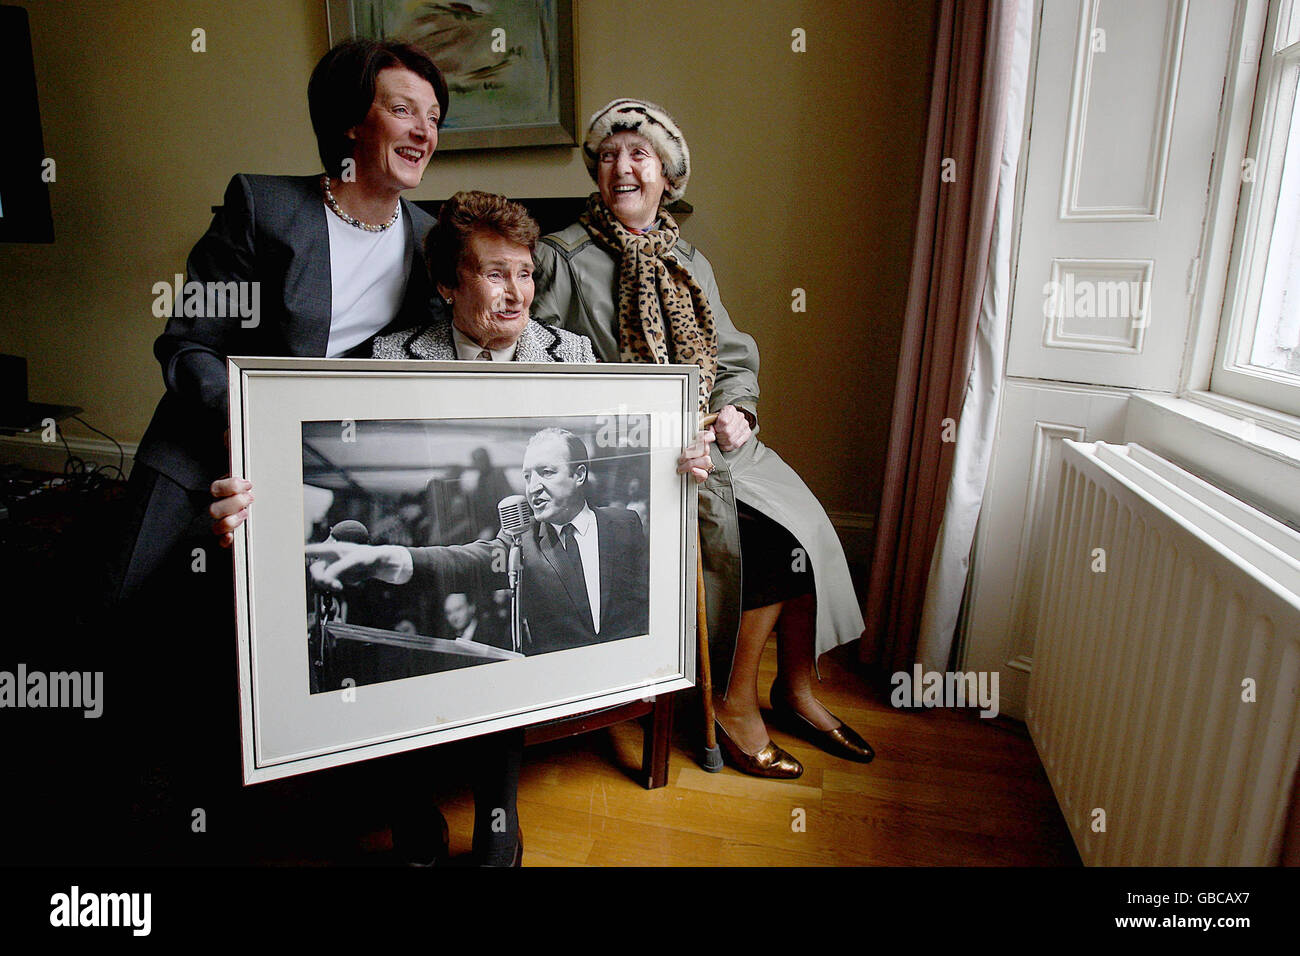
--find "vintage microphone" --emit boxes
[328,519,370,546]
[311,520,371,690]
[315,519,370,609]
[497,495,532,654]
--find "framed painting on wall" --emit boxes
[324,0,577,151]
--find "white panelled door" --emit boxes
[1007,0,1234,391]
[960,0,1239,718]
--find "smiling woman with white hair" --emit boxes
[532,99,872,779]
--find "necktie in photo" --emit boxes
[557,523,594,630]
[476,349,492,361]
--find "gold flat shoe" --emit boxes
[714,720,803,779]
[770,684,875,764]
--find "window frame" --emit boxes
[1207,0,1300,418]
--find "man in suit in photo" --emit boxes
[442,591,509,650]
[306,426,649,655]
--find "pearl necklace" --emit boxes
[320,175,400,232]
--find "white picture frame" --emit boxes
[228,357,698,784]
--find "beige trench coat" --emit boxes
[532,222,864,688]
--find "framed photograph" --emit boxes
[324,0,577,151]
[229,357,698,784]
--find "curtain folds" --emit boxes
[860,0,1025,674]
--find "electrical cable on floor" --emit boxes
[37,415,127,494]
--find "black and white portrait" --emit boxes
[301,413,651,692]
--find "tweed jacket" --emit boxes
[532,222,864,686]
[373,316,595,363]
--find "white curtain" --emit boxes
[915,0,1033,671]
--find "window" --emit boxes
[1214,0,1300,417]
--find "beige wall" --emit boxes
[0,0,934,521]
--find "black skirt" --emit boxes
[737,501,814,610]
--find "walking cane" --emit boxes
[696,413,724,772]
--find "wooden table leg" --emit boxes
[641,692,674,789]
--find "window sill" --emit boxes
[1123,391,1300,526]
[1184,388,1300,443]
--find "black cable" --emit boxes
[55,426,85,484]
[90,461,126,482]
[38,416,128,494]
[55,422,73,461]
[71,415,125,477]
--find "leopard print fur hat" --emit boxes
[582,98,690,202]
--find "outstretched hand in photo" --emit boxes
[306,538,413,591]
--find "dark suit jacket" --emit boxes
[407,506,649,655]
[136,173,436,490]
[114,174,435,603]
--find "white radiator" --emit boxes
[1026,441,1300,866]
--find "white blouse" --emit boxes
[324,202,408,357]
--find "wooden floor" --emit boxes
[436,642,1082,867]
[86,637,1080,867]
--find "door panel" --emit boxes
[962,379,1129,719]
[1006,0,1235,391]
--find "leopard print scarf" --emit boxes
[580,194,718,415]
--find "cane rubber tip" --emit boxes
[702,746,724,773]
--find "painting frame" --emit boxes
[228,356,698,784]
[324,0,577,152]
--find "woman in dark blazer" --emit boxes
[109,39,533,868]
[115,40,447,602]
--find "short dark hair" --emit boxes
[308,38,449,178]
[426,190,541,290]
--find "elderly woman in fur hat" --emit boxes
[532,100,873,778]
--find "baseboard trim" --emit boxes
[827,510,875,565]
[826,511,875,531]
[0,432,138,477]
